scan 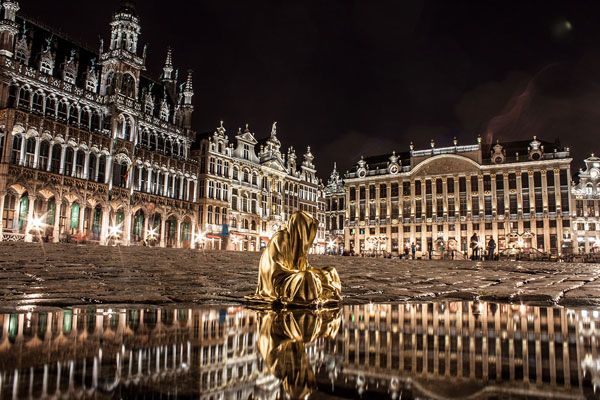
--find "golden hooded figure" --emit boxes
[246,211,342,307]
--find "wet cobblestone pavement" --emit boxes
[1,242,600,311]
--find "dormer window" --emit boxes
[40,61,52,75]
[86,78,97,92]
[145,101,153,115]
[15,49,27,64]
[64,71,76,85]
[160,106,169,121]
[243,144,250,160]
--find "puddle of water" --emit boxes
[0,301,598,399]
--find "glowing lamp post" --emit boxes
[195,230,206,250]
[108,224,122,246]
[146,227,158,245]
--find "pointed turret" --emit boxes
[161,47,176,99]
[178,69,194,130]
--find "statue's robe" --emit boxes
[248,211,342,307]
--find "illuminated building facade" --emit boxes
[343,137,573,257]
[0,1,200,247]
[323,162,345,254]
[571,154,600,253]
[193,121,326,252]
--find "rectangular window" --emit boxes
[459,177,466,193]
[369,185,376,199]
[402,181,411,196]
[415,201,422,216]
[359,186,366,200]
[380,184,387,198]
[447,177,455,194]
[436,198,444,216]
[448,198,455,215]
[497,195,505,215]
[546,170,555,187]
[426,199,432,218]
[523,193,530,212]
[560,169,569,186]
[472,196,480,215]
[471,176,479,192]
[508,173,516,190]
[415,180,422,196]
[483,175,492,191]
[521,172,529,189]
[484,196,492,216]
[509,194,517,214]
[391,183,399,197]
[496,174,504,190]
[426,180,432,195]
[533,172,542,188]
[436,178,443,194]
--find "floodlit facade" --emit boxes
[192,121,326,252]
[0,1,200,247]
[571,154,600,253]
[342,137,573,257]
[323,162,345,254]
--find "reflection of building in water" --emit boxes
[0,306,258,399]
[329,302,598,399]
[196,306,258,400]
[1,303,599,399]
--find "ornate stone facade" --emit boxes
[571,154,600,253]
[192,121,326,252]
[0,1,199,247]
[342,137,573,258]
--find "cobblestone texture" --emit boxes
[0,242,599,311]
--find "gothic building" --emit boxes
[193,121,326,252]
[342,136,573,257]
[571,154,600,253]
[0,1,201,247]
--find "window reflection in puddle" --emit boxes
[0,301,598,399]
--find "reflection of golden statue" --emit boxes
[256,308,341,399]
[246,211,342,307]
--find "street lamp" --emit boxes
[108,223,122,245]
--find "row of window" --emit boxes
[349,170,570,201]
[349,190,570,221]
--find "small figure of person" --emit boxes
[411,242,416,260]
[488,238,496,261]
[470,233,479,261]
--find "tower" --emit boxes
[99,0,145,97]
[161,47,177,99]
[178,69,194,130]
[0,0,19,57]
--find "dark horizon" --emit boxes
[23,0,600,177]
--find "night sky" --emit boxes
[23,0,600,177]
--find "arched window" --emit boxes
[24,137,35,167]
[18,87,31,110]
[243,169,249,183]
[2,192,17,231]
[112,160,128,188]
[215,207,220,225]
[45,97,57,118]
[121,73,136,98]
[64,147,75,175]
[74,150,85,178]
[221,208,227,225]
[69,105,80,126]
[104,71,116,95]
[32,91,44,113]
[232,166,238,180]
[49,144,61,173]
[91,205,102,240]
[38,140,50,170]
[7,84,17,108]
[252,172,257,186]
[208,181,214,198]
[57,101,68,121]
[251,220,257,231]
[91,110,101,132]
[10,134,22,164]
[97,154,106,183]
[132,209,145,242]
[80,108,92,130]
[88,153,97,181]
[17,192,29,233]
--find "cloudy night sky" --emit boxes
[23,0,600,177]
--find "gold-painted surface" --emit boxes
[256,308,341,399]
[246,211,342,307]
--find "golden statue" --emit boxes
[246,211,342,307]
[256,308,341,399]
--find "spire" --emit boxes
[162,47,173,80]
[271,121,277,137]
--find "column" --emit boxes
[52,200,62,242]
[105,155,113,185]
[137,166,143,192]
[0,192,4,239]
[100,207,110,245]
[24,193,35,242]
[159,215,166,247]
[83,151,90,179]
[179,176,184,200]
[58,145,66,175]
[123,208,131,245]
[78,205,86,235]
[154,171,160,195]
[193,179,198,202]
[94,155,100,181]
[176,219,182,248]
[32,137,41,169]
[163,172,169,197]
[147,168,153,194]
[18,135,26,165]
[71,148,78,177]
[46,143,54,172]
